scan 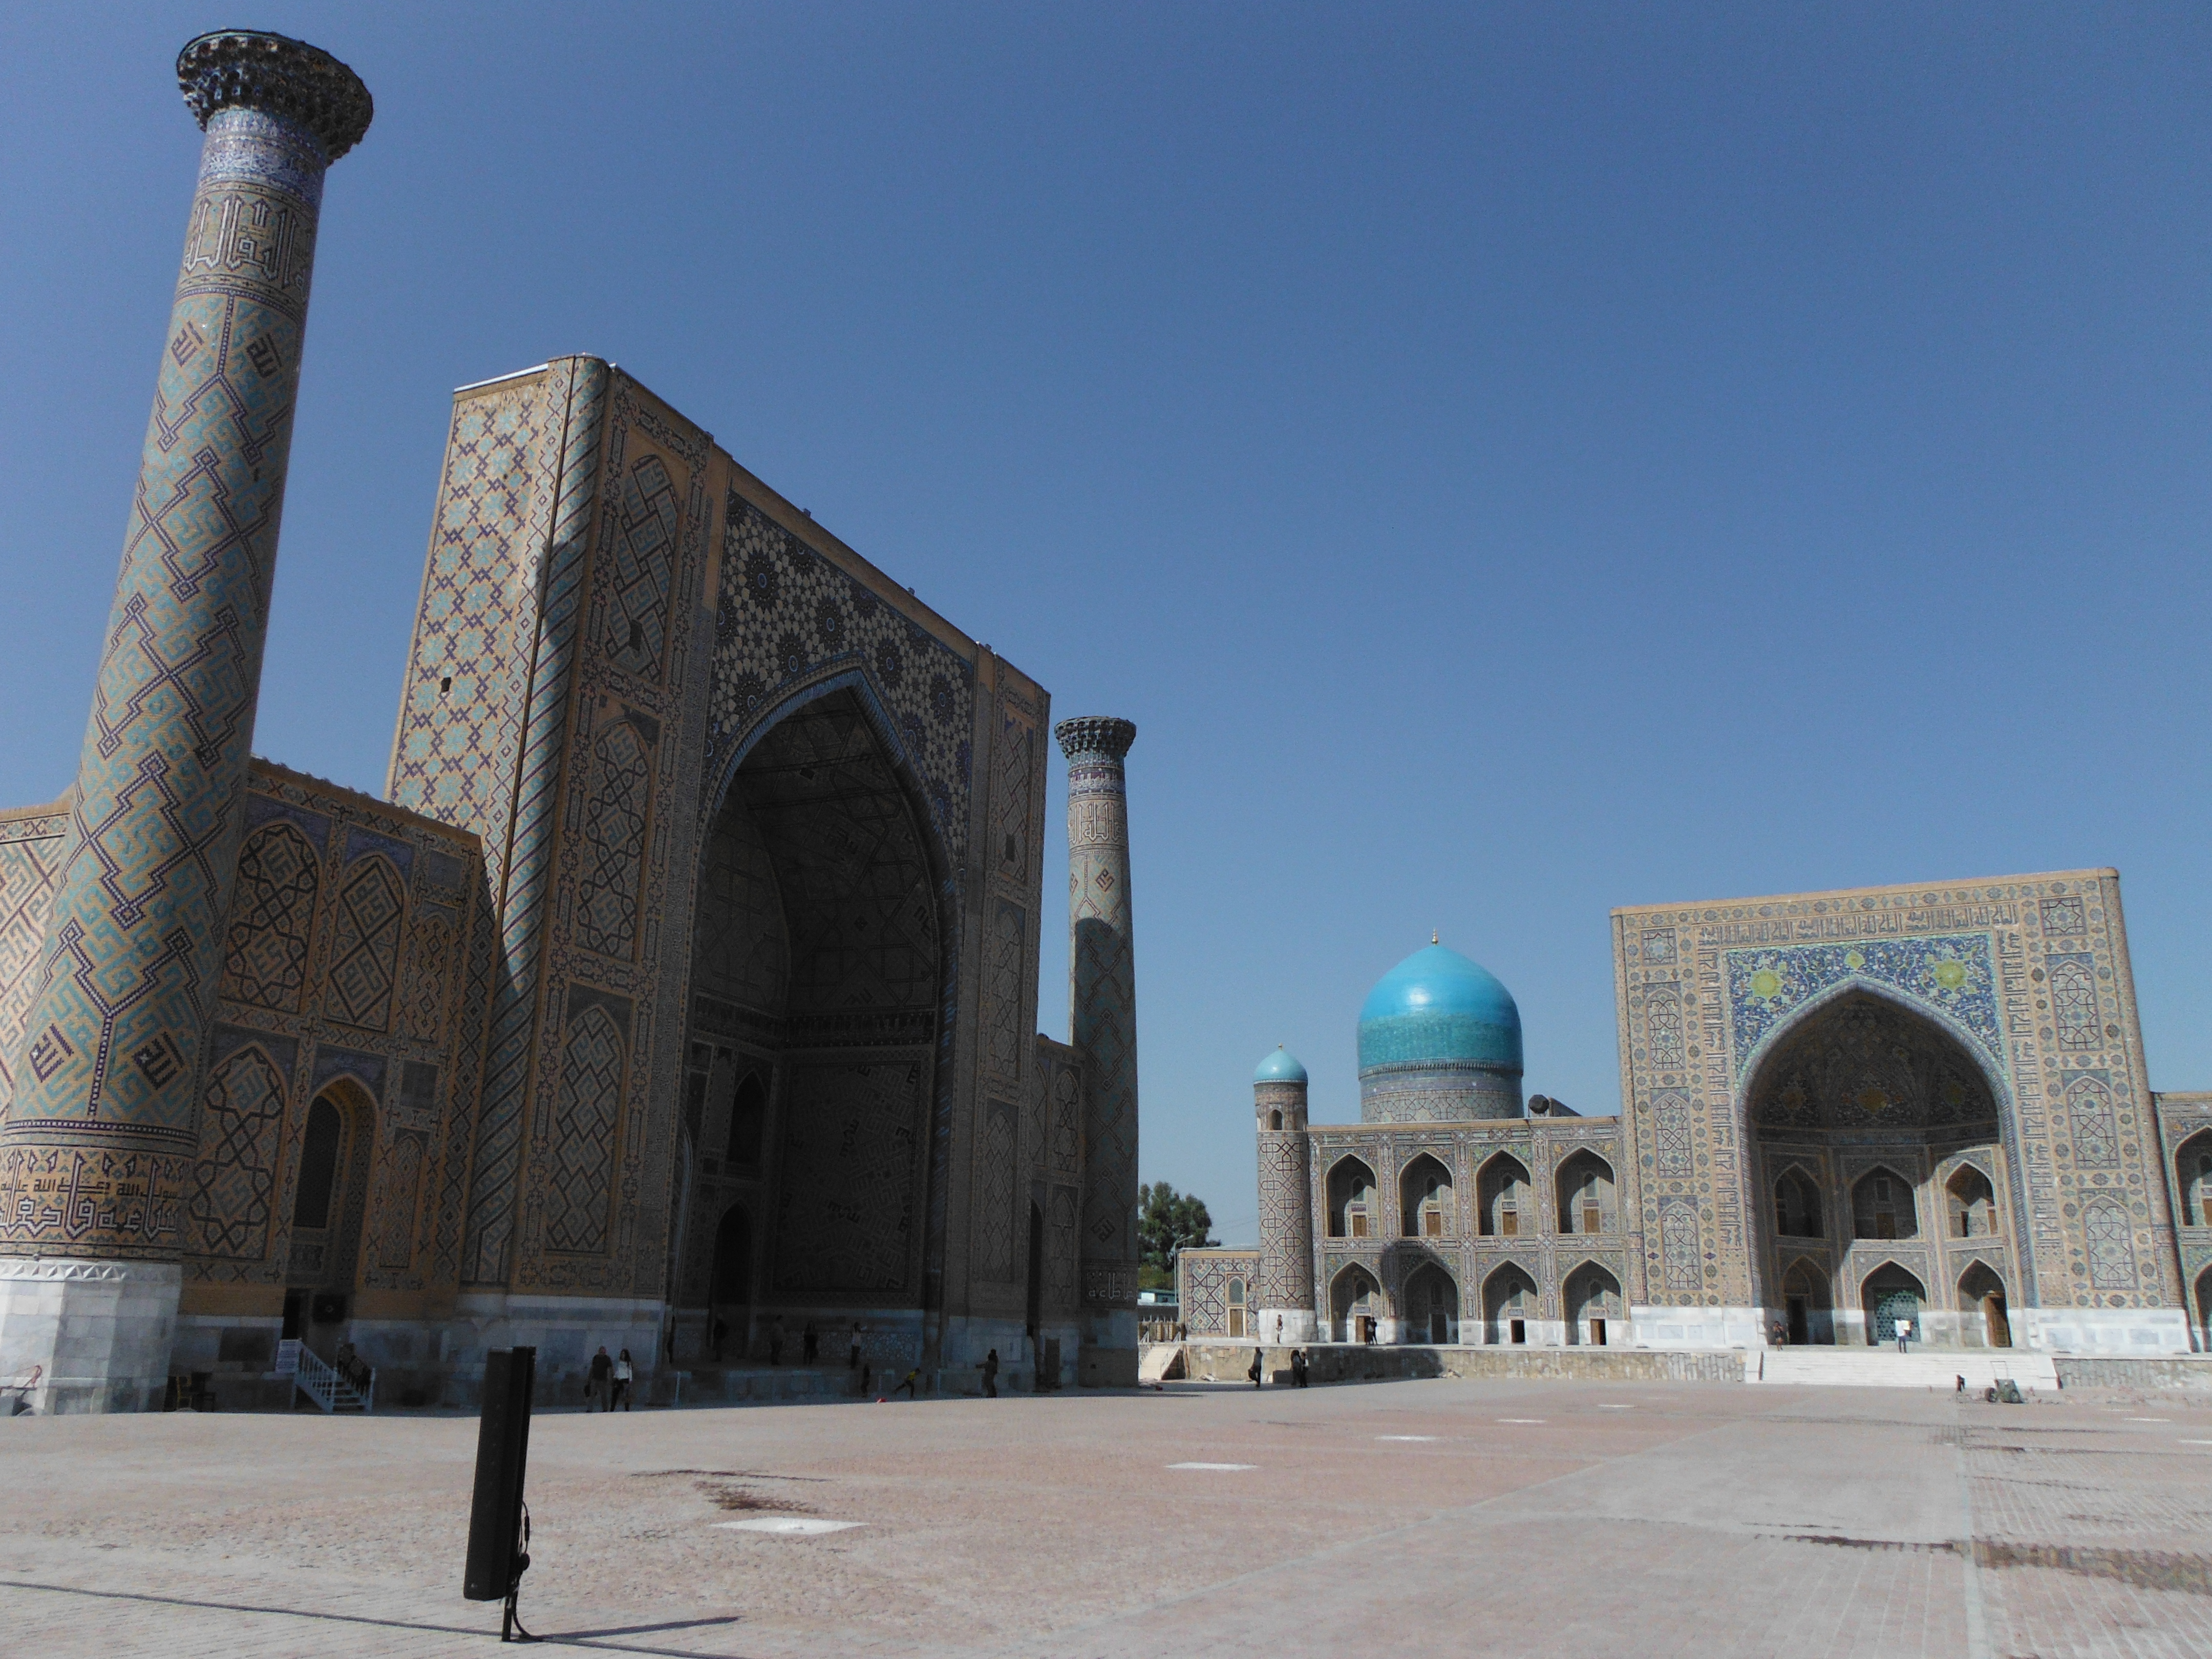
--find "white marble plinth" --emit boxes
[0,1257,180,1413]
[1258,1308,1317,1344]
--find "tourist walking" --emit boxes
[611,1348,633,1412]
[983,1348,999,1398]
[1291,1348,1309,1388]
[587,1346,613,1411]
[1247,1350,1263,1389]
[894,1367,921,1399]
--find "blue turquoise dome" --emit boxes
[1357,943,1523,1076]
[1253,1046,1308,1084]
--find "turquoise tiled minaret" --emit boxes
[0,33,370,1411]
[1056,716,1140,1385]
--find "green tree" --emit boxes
[1139,1181,1218,1289]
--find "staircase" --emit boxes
[1751,1347,2058,1391]
[288,1341,373,1413]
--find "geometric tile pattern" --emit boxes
[323,857,404,1031]
[599,456,679,683]
[705,499,975,865]
[542,1004,624,1255]
[5,105,338,1205]
[573,719,653,960]
[459,358,610,1286]
[220,822,320,1011]
[182,1041,287,1261]
[0,806,72,1111]
[1057,718,1139,1312]
[1615,872,2185,1316]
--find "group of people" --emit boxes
[1244,1348,1312,1388]
[585,1346,635,1411]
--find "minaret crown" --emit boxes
[178,30,374,161]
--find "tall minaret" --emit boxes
[1252,1048,1316,1344]
[1056,716,1140,1386]
[0,32,371,1411]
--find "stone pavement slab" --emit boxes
[1,1378,2209,1655]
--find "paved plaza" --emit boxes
[2,1375,2210,1657]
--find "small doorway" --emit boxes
[1430,1310,1449,1343]
[1863,1264,1926,1347]
[1509,1318,1526,1345]
[1589,1317,1607,1347]
[1983,1293,2011,1348]
[1786,1295,1810,1346]
[1357,1314,1377,1344]
[708,1204,751,1362]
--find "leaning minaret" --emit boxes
[1056,716,1141,1387]
[0,32,371,1411]
[1252,1048,1317,1344]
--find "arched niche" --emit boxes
[1401,1261,1460,1344]
[1476,1152,1532,1238]
[1563,1261,1620,1346]
[1956,1260,2011,1349]
[1860,1261,1926,1347]
[1482,1261,1539,1345]
[1555,1150,1615,1236]
[1330,1262,1382,1343]
[1399,1153,1454,1239]
[1944,1162,1998,1240]
[1772,1166,1822,1239]
[1780,1256,1833,1345]
[1327,1156,1377,1239]
[283,1075,378,1343]
[2176,1130,2212,1231]
[1747,987,2013,1327]
[677,682,952,1341]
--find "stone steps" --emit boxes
[1751,1348,2058,1390]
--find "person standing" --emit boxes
[848,1323,864,1371]
[1247,1350,1263,1389]
[803,1322,819,1365]
[769,1322,784,1367]
[982,1349,999,1399]
[1896,1317,1912,1355]
[587,1346,613,1412]
[610,1349,634,1412]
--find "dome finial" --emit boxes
[1432,929,1439,945]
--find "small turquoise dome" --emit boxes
[1253,1046,1308,1085]
[1357,943,1523,1075]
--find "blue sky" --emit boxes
[3,5,2206,1245]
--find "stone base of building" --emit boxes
[1257,1308,1317,1344]
[1632,1302,2196,1356]
[0,1257,181,1413]
[1626,1305,1770,1349]
[1178,1341,1746,1386]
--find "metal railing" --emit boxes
[288,1341,373,1413]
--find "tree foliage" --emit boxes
[1138,1181,1218,1276]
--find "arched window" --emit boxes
[1774,1167,1822,1238]
[293,1097,344,1229]
[1556,1151,1615,1235]
[727,1070,766,1166]
[1327,1158,1376,1239]
[2177,1132,2212,1229]
[1946,1164,1998,1239]
[1400,1154,1453,1238]
[1268,1109,1282,1132]
[1477,1154,1530,1238]
[1226,1276,1247,1338]
[1852,1167,1918,1240]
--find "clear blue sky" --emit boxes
[4,5,2206,1246]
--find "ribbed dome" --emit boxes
[1357,943,1522,1075]
[1253,1046,1308,1085]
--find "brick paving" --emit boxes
[2,1378,2209,1655]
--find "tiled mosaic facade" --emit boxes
[1203,869,2201,1357]
[0,40,372,1271]
[0,30,1104,1411]
[1056,718,1141,1345]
